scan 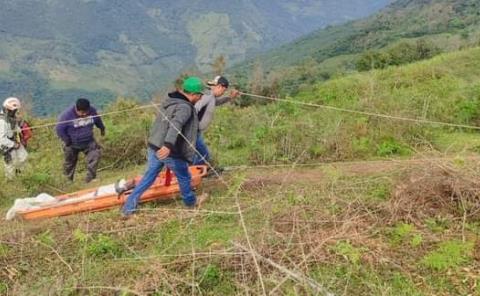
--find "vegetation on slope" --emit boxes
[3,46,480,200]
[216,47,480,166]
[230,0,480,97]
[0,0,391,116]
[1,44,480,295]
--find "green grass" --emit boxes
[196,264,237,294]
[231,0,480,98]
[388,223,424,247]
[1,163,479,295]
[3,46,480,295]
[0,243,9,257]
[86,234,124,258]
[432,131,480,153]
[310,265,425,296]
[330,241,367,265]
[367,181,392,201]
[421,240,474,271]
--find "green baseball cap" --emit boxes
[182,76,204,94]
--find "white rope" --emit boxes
[23,97,223,180]
[23,91,480,132]
[240,92,480,130]
[25,102,161,131]
[150,102,268,296]
[149,103,222,178]
[223,156,480,171]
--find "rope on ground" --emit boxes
[150,103,268,295]
[240,92,480,130]
[222,156,480,171]
[234,242,335,296]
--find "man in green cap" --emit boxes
[122,76,206,217]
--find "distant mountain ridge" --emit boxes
[0,0,391,115]
[230,0,480,96]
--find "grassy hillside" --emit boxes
[3,46,480,200]
[1,47,480,295]
[230,0,480,97]
[216,47,480,167]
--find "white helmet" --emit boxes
[3,97,21,111]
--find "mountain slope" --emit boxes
[230,0,480,95]
[0,0,391,115]
[2,47,480,296]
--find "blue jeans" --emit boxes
[192,133,210,165]
[122,148,196,215]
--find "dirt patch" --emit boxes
[240,176,285,192]
[390,163,480,223]
[237,158,480,225]
[237,157,468,187]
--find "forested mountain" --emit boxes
[230,0,480,97]
[0,0,391,115]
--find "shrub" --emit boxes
[198,264,221,290]
[330,240,367,265]
[36,230,55,247]
[389,273,423,296]
[0,243,9,257]
[356,40,440,71]
[87,234,123,258]
[389,223,422,247]
[376,138,411,156]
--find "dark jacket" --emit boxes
[148,91,199,162]
[56,106,105,148]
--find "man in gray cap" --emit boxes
[193,76,239,166]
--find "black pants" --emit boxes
[63,141,101,182]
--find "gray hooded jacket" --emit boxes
[148,91,199,162]
[195,89,233,132]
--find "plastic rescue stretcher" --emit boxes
[12,166,207,220]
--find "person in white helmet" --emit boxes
[0,97,28,179]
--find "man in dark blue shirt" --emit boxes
[56,98,105,183]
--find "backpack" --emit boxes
[19,120,33,147]
[0,113,32,152]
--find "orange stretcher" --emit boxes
[17,166,208,220]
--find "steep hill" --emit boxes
[230,0,480,95]
[0,0,391,115]
[2,47,480,295]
